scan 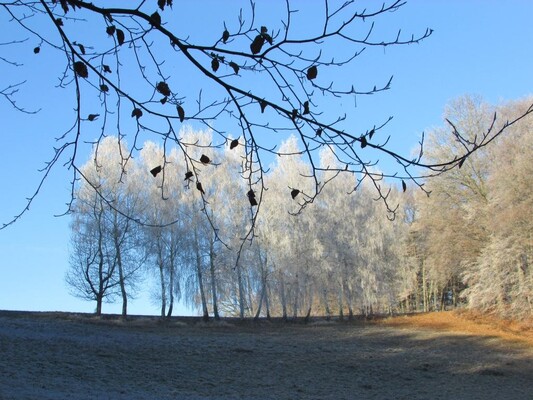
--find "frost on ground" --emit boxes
[0,311,531,400]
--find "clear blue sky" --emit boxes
[1,1,532,316]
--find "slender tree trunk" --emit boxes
[113,228,128,317]
[246,272,255,317]
[254,286,264,320]
[117,250,127,317]
[96,212,105,317]
[193,228,209,321]
[322,288,331,320]
[166,298,173,318]
[422,262,428,312]
[209,240,219,320]
[279,272,288,321]
[259,252,271,320]
[96,266,104,316]
[196,266,209,321]
[345,282,354,320]
[338,281,344,321]
[293,275,299,319]
[304,285,313,323]
[415,275,421,312]
[196,254,209,321]
[158,253,166,318]
[254,253,268,320]
[452,276,458,308]
[440,288,446,311]
[167,246,175,319]
[236,261,245,319]
[265,280,271,320]
[431,281,437,311]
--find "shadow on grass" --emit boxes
[0,311,531,400]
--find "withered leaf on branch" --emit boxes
[77,43,85,55]
[55,18,63,27]
[156,81,171,96]
[222,29,230,43]
[102,64,112,73]
[116,29,125,46]
[200,154,211,164]
[158,0,173,11]
[360,136,368,148]
[177,105,185,122]
[100,84,109,92]
[184,171,193,180]
[150,165,162,177]
[87,114,99,121]
[196,181,205,194]
[247,190,257,206]
[250,35,265,55]
[307,66,318,80]
[60,0,68,14]
[291,189,300,199]
[106,25,116,36]
[58,0,79,13]
[458,157,466,169]
[230,139,239,149]
[402,180,407,192]
[229,61,239,75]
[303,101,310,115]
[211,58,220,72]
[368,128,375,140]
[160,97,167,104]
[131,108,143,119]
[33,47,40,54]
[316,128,323,137]
[249,196,258,206]
[73,61,88,78]
[150,12,162,27]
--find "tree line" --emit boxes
[66,96,532,320]
[406,96,533,320]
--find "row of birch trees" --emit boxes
[66,96,532,319]
[66,128,410,319]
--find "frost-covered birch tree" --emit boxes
[67,137,143,315]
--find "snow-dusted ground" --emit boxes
[0,311,531,400]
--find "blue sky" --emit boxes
[0,0,532,316]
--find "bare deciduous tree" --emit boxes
[409,96,533,318]
[3,0,529,240]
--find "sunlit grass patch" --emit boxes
[380,310,533,347]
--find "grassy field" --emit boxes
[0,310,531,399]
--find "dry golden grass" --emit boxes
[380,310,533,347]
